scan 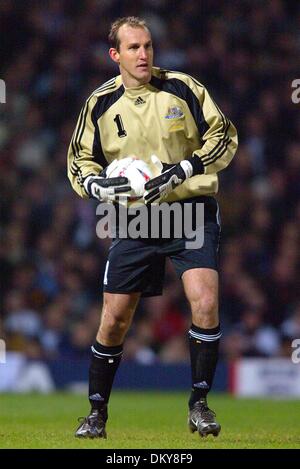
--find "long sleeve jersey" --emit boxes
[68,67,238,202]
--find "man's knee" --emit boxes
[99,309,131,341]
[97,293,140,345]
[98,293,139,343]
[190,293,218,328]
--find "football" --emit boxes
[106,157,154,201]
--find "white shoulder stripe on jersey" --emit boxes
[96,77,116,91]
[94,78,117,94]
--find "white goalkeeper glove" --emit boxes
[83,174,132,202]
[144,156,204,204]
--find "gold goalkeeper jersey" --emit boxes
[67,67,238,202]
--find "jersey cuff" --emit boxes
[187,156,204,175]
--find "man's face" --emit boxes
[110,25,153,87]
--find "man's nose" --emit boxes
[139,47,148,59]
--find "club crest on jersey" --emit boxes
[165,106,184,119]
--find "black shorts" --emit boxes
[103,196,221,297]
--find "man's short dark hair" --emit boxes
[108,16,150,51]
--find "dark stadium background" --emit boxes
[0,0,300,392]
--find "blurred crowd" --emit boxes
[1,0,300,365]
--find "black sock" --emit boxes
[88,341,123,411]
[188,323,221,409]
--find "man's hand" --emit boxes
[83,175,132,202]
[144,160,194,204]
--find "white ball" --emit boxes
[106,157,153,200]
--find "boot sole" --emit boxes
[75,430,107,439]
[189,422,221,438]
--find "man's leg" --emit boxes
[76,292,140,438]
[90,292,140,409]
[182,267,221,437]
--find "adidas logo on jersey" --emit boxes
[134,96,146,106]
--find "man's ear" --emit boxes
[109,48,120,64]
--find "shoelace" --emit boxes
[77,413,105,425]
[193,402,216,422]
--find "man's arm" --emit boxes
[67,94,103,198]
[190,84,238,175]
[67,94,131,201]
[144,78,238,204]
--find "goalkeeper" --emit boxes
[67,16,238,439]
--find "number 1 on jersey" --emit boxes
[114,114,127,138]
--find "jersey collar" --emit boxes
[123,82,154,98]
